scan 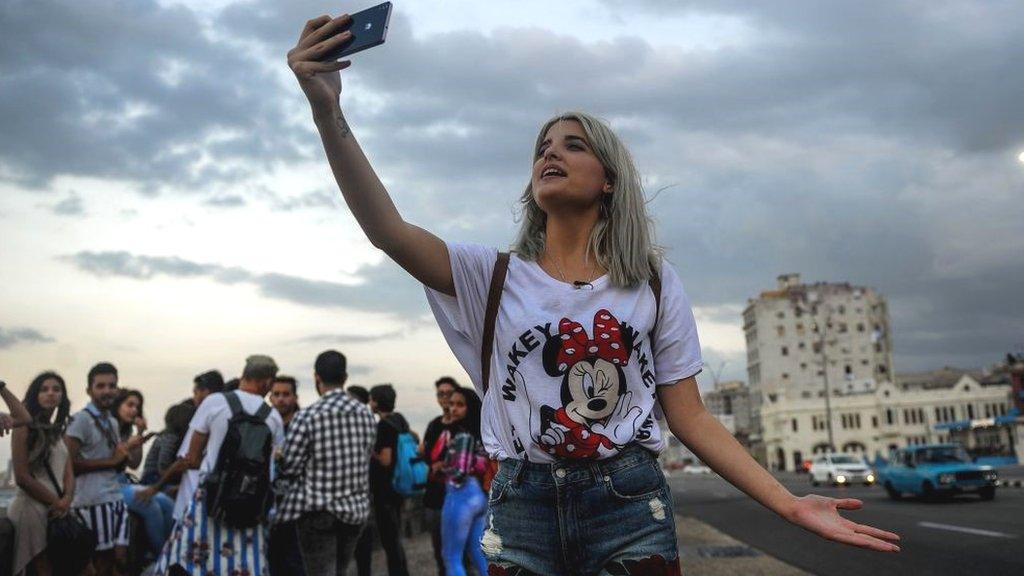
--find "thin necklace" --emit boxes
[548,251,597,289]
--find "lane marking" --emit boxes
[918,522,1017,539]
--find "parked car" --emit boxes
[877,443,998,501]
[808,453,875,486]
[682,463,713,475]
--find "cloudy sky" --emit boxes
[2,0,1022,463]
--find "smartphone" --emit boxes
[321,2,392,61]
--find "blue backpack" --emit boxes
[387,417,428,497]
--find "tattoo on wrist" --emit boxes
[335,110,350,139]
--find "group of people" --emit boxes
[1,354,492,576]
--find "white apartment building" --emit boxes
[760,372,1013,471]
[703,380,753,436]
[744,274,895,408]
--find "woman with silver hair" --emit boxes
[288,13,901,575]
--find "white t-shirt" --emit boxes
[172,391,285,519]
[173,428,197,520]
[425,243,703,463]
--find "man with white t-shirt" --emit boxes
[154,355,285,576]
[137,369,225,520]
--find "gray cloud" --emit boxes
[0,0,305,190]
[292,330,406,345]
[0,327,55,349]
[51,192,85,216]
[273,189,338,212]
[60,250,428,320]
[9,1,1022,374]
[204,194,247,208]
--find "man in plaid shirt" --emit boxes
[274,349,377,575]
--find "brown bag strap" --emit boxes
[648,261,662,342]
[481,252,511,394]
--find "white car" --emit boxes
[682,463,712,475]
[809,454,875,486]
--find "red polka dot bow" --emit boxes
[555,309,629,371]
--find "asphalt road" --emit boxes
[668,471,1024,576]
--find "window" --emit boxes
[800,362,807,370]
[798,341,806,350]
[861,359,869,365]
[838,305,846,314]
[855,414,862,428]
[886,409,894,425]
[782,373,790,380]
[857,323,865,332]
[845,365,852,375]
[967,404,975,419]
[777,311,785,319]
[781,346,789,356]
[792,418,798,432]
[871,415,878,428]
[838,323,848,333]
[777,326,785,337]
[878,364,888,374]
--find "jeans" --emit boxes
[424,507,445,574]
[121,484,175,556]
[353,511,375,576]
[441,478,489,576]
[484,444,679,576]
[269,520,307,576]
[296,511,364,576]
[374,496,409,576]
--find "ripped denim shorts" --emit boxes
[483,443,680,576]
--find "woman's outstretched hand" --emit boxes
[287,14,355,113]
[786,494,901,552]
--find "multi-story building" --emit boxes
[744,273,894,405]
[759,369,1014,471]
[703,380,753,436]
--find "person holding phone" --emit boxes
[287,13,902,575]
[112,389,175,561]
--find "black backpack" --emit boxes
[203,391,275,528]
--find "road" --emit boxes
[668,471,1024,575]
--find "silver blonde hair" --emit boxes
[511,111,661,288]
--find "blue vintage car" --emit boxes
[878,444,998,501]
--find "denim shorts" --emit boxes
[483,444,680,576]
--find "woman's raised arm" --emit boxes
[288,14,455,296]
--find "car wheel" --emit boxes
[810,473,819,487]
[922,481,936,502]
[884,481,901,501]
[979,486,996,501]
[828,473,835,486]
